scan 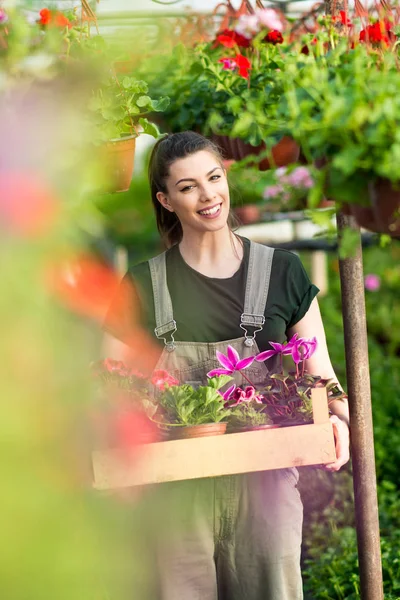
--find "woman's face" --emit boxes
[156,150,230,236]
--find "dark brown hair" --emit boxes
[148,131,237,247]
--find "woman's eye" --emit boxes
[210,175,221,181]
[180,185,194,192]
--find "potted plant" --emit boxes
[255,334,346,425]
[222,385,275,431]
[144,8,299,170]
[88,69,169,193]
[148,371,233,439]
[267,15,400,235]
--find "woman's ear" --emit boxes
[156,191,174,213]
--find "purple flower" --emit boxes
[207,345,255,377]
[0,9,8,24]
[218,384,236,402]
[219,58,236,71]
[287,167,314,189]
[256,334,298,362]
[291,336,318,364]
[364,274,380,292]
[263,184,284,200]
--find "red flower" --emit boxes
[54,13,72,28]
[39,8,51,25]
[235,53,251,79]
[264,30,283,45]
[359,21,392,45]
[339,10,352,26]
[114,409,159,449]
[301,38,317,55]
[151,370,179,391]
[215,29,251,49]
[38,8,72,28]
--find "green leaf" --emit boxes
[139,118,159,138]
[136,95,152,108]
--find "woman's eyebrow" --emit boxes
[175,166,222,186]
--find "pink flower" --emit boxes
[364,274,381,292]
[291,337,318,364]
[287,167,314,189]
[255,8,283,32]
[151,369,179,390]
[218,57,236,71]
[207,345,255,377]
[263,184,284,199]
[0,9,8,24]
[235,14,260,39]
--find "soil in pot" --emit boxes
[228,423,281,433]
[165,422,227,440]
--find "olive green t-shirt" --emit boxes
[104,238,319,370]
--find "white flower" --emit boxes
[255,8,283,33]
[234,14,260,39]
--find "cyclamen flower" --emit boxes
[151,369,179,391]
[264,30,283,45]
[207,345,255,378]
[291,337,318,364]
[256,336,297,362]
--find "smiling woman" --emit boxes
[103,131,349,600]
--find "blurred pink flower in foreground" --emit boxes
[235,14,260,38]
[0,172,59,237]
[364,274,381,291]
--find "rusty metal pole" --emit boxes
[336,212,384,600]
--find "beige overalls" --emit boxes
[147,241,303,600]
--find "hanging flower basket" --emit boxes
[211,134,300,171]
[103,134,136,193]
[341,179,400,237]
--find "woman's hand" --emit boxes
[322,414,350,472]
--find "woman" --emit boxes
[104,131,350,600]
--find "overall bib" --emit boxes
[148,242,303,600]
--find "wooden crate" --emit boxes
[92,387,336,490]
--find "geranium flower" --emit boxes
[215,29,251,49]
[256,8,283,32]
[286,166,314,189]
[264,30,283,45]
[38,8,72,29]
[207,345,255,377]
[235,53,251,79]
[339,11,352,26]
[301,37,317,55]
[218,57,236,71]
[359,21,392,45]
[39,8,52,26]
[151,369,179,390]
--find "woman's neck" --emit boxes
[178,227,243,279]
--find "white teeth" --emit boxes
[199,204,220,216]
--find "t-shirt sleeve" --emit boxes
[285,252,319,331]
[103,262,152,344]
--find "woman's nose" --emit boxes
[199,183,216,202]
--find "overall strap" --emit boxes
[241,242,275,347]
[149,253,177,351]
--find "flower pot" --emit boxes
[165,422,227,440]
[228,423,281,433]
[368,178,400,237]
[211,134,300,171]
[233,204,261,225]
[103,135,136,193]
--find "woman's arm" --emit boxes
[288,298,350,472]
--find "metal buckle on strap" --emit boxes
[154,320,177,352]
[241,314,265,327]
[240,314,265,347]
